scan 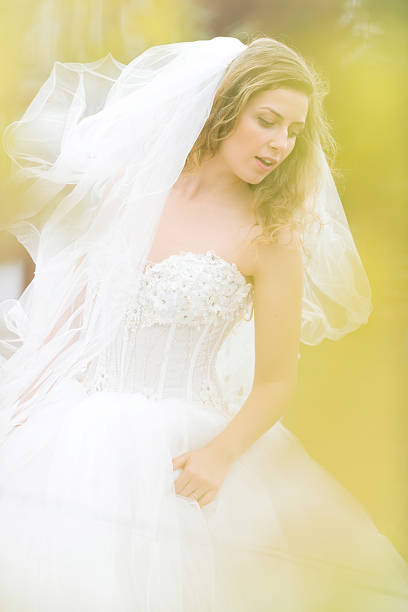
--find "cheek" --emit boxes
[225,131,251,162]
[236,118,262,148]
[222,118,263,164]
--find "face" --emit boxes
[217,87,309,184]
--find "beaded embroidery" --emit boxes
[199,379,224,411]
[124,250,253,330]
[79,251,253,399]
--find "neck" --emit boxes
[175,153,249,201]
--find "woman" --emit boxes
[0,36,407,611]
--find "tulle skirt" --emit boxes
[0,377,407,611]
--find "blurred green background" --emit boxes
[0,0,407,557]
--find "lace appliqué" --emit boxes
[199,379,226,413]
[124,250,253,330]
[76,356,110,395]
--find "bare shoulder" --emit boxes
[230,187,302,280]
[275,225,302,250]
[252,227,303,283]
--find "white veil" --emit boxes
[0,36,372,441]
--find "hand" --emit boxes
[172,443,234,508]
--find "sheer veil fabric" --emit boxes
[0,36,372,439]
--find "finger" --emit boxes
[198,491,216,508]
[172,453,189,470]
[191,487,207,503]
[173,471,192,495]
[180,481,204,499]
[177,477,199,498]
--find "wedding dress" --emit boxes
[0,248,407,612]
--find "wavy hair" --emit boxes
[184,36,339,250]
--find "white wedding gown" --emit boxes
[0,250,407,611]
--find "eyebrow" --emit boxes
[259,106,306,126]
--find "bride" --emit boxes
[0,35,407,611]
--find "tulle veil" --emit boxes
[0,36,372,443]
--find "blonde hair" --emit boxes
[184,36,338,248]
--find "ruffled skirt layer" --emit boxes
[0,378,407,611]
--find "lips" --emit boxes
[255,156,278,170]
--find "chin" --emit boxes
[233,169,265,185]
[247,174,269,185]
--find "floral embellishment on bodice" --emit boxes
[124,250,253,330]
[79,250,253,410]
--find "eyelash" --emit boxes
[258,117,302,138]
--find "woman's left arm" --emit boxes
[172,234,303,506]
[208,235,304,462]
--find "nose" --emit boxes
[268,129,289,155]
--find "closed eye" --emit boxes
[258,117,274,127]
[258,117,303,138]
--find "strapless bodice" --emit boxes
[78,251,253,413]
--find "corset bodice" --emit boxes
[79,251,253,412]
